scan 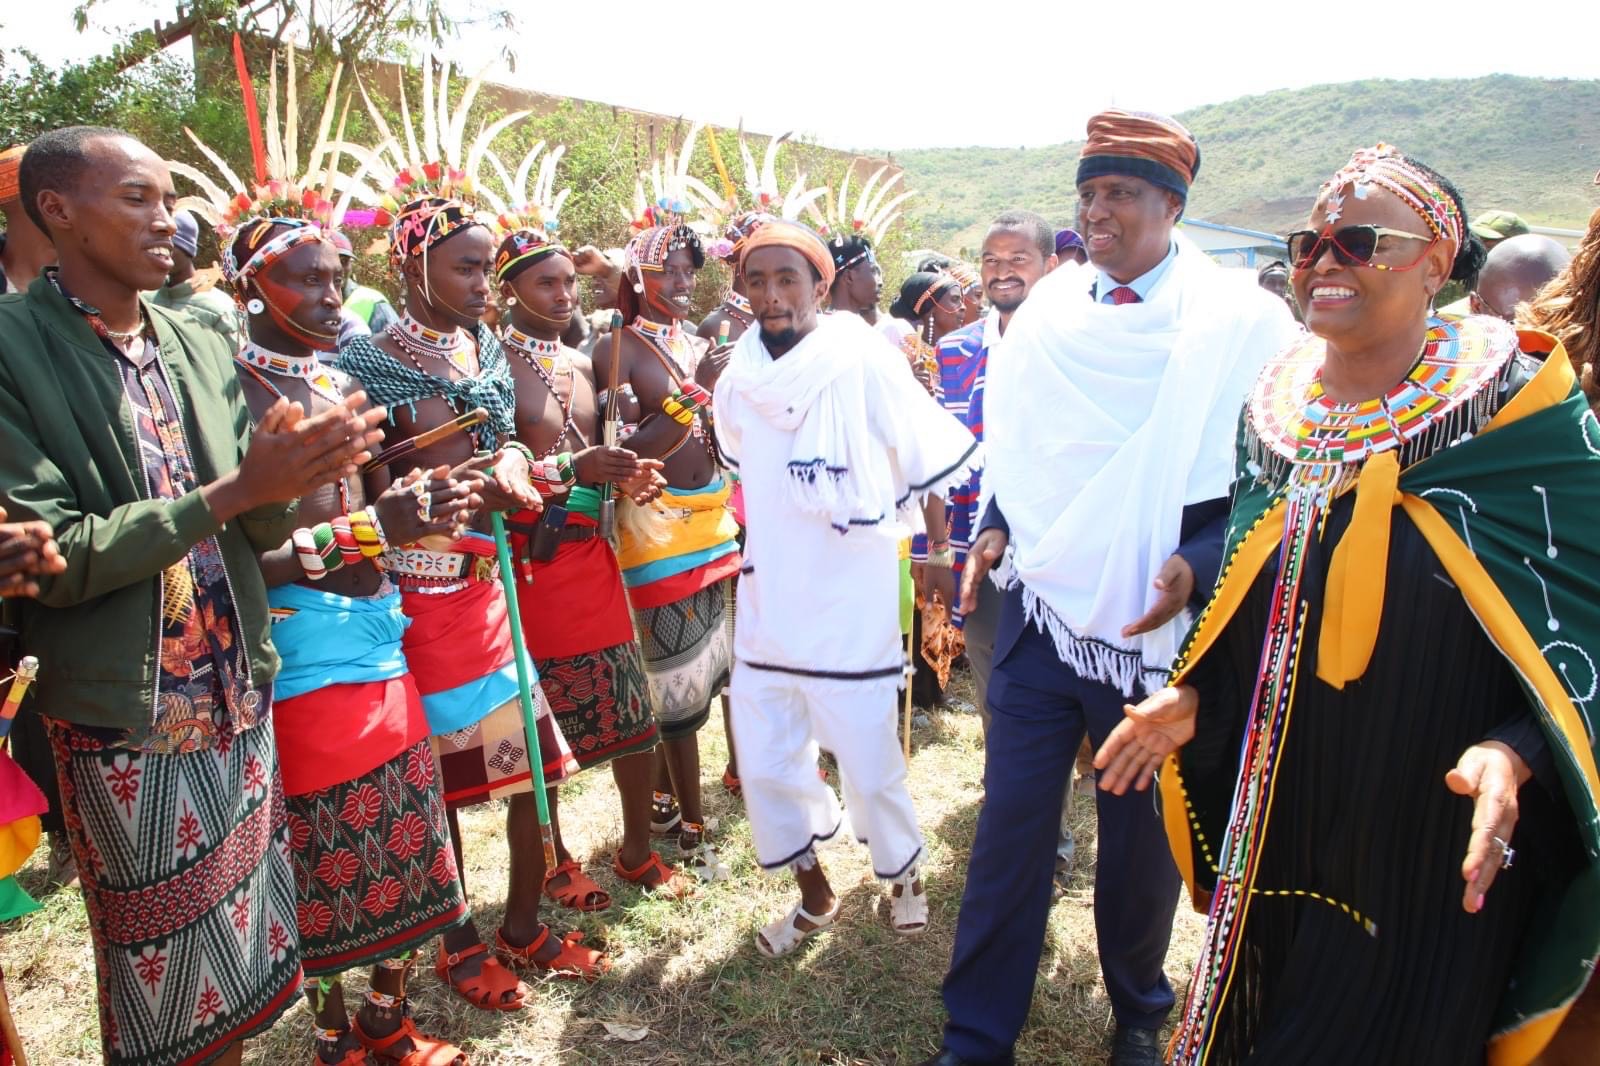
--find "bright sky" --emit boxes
[6,0,1599,151]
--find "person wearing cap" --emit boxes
[924,110,1298,1066]
[148,208,244,352]
[0,144,55,295]
[713,220,976,958]
[827,233,907,344]
[330,229,398,346]
[1472,208,1531,251]
[1054,226,1087,266]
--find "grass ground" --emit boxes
[3,669,1206,1064]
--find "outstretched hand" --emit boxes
[1446,741,1528,914]
[960,528,1007,614]
[1122,553,1195,638]
[1094,685,1199,795]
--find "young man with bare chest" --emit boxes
[494,225,694,905]
[228,214,482,1063]
[337,195,604,1008]
[592,223,741,881]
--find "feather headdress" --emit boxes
[476,141,572,239]
[621,121,722,237]
[166,45,387,237]
[355,49,531,217]
[699,127,827,260]
[806,161,915,245]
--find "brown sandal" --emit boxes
[612,849,694,899]
[432,941,527,1011]
[495,924,611,981]
[543,859,611,912]
[350,1003,467,1065]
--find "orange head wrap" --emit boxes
[1076,109,1200,203]
[0,146,24,208]
[738,219,836,290]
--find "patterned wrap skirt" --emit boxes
[282,737,468,976]
[46,712,302,1066]
[631,581,732,741]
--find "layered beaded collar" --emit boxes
[629,316,684,343]
[237,343,346,406]
[389,315,475,375]
[501,325,564,367]
[724,291,753,322]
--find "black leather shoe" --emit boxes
[915,1050,1015,1066]
[1110,1025,1163,1066]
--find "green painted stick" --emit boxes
[490,506,556,869]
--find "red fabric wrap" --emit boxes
[400,578,516,696]
[626,552,742,612]
[509,515,637,659]
[272,676,427,797]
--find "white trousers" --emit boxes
[730,661,924,880]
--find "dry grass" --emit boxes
[2,669,1206,1065]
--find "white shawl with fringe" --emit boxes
[716,311,978,534]
[981,238,1299,696]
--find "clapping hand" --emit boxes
[0,505,65,598]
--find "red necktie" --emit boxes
[1107,285,1141,305]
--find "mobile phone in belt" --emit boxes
[528,504,569,562]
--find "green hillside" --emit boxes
[894,75,1600,256]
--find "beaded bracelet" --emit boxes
[554,451,576,486]
[330,517,362,566]
[365,505,388,550]
[502,440,537,468]
[292,527,326,580]
[349,508,385,558]
[311,522,345,574]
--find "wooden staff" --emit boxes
[902,633,914,763]
[0,963,28,1066]
[362,408,489,472]
[597,311,625,539]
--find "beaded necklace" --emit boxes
[234,350,353,513]
[389,315,477,376]
[237,344,347,406]
[723,291,753,327]
[502,328,583,458]
[627,315,716,463]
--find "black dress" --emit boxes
[1182,493,1584,1065]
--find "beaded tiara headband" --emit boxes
[1322,144,1463,249]
[224,217,328,289]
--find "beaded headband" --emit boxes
[495,228,572,284]
[626,223,704,273]
[913,276,958,315]
[390,196,483,267]
[226,217,329,289]
[706,209,776,261]
[1322,144,1463,250]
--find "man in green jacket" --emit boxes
[0,125,385,1066]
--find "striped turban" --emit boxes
[1076,109,1201,204]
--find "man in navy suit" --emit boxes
[921,110,1299,1066]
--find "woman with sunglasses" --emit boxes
[1096,143,1600,1065]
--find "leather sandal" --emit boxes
[350,1001,467,1065]
[755,897,842,958]
[432,941,527,1011]
[612,848,694,899]
[495,924,610,981]
[543,859,611,912]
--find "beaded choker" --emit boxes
[725,291,753,319]
[237,345,347,407]
[502,326,563,368]
[389,316,476,376]
[630,316,683,343]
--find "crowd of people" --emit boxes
[0,51,1598,1066]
